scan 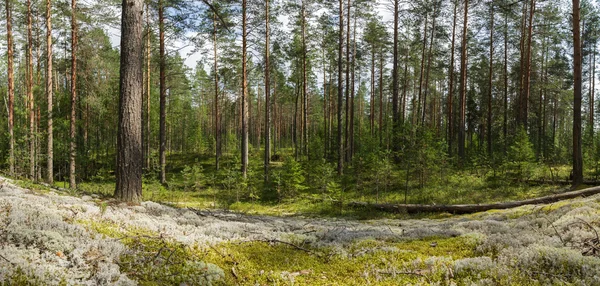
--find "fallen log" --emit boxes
[347,186,600,214]
[520,179,600,186]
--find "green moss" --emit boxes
[77,219,225,285]
[0,268,43,286]
[201,236,478,285]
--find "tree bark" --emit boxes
[370,43,375,135]
[487,2,493,157]
[69,0,78,189]
[573,0,583,187]
[423,5,437,126]
[379,51,383,146]
[241,0,249,177]
[392,0,400,149]
[115,0,144,203]
[46,0,54,183]
[146,2,151,169]
[302,1,308,158]
[448,0,457,156]
[264,0,270,181]
[350,10,357,160]
[458,0,468,162]
[213,8,221,171]
[5,0,14,176]
[27,0,35,180]
[503,10,508,153]
[337,0,344,175]
[344,0,351,162]
[417,13,428,126]
[522,0,536,130]
[159,0,167,184]
[591,39,596,139]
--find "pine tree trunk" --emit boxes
[5,0,14,176]
[573,0,583,186]
[213,9,220,171]
[522,0,536,130]
[458,0,468,162]
[379,51,383,146]
[591,41,596,139]
[350,11,357,161]
[344,0,351,163]
[392,0,400,148]
[159,0,167,184]
[46,0,54,183]
[337,0,344,175]
[401,47,409,123]
[517,1,527,126]
[417,13,428,125]
[27,0,35,180]
[241,0,249,177]
[487,3,493,157]
[423,5,437,126]
[503,11,508,153]
[370,44,375,135]
[264,0,270,181]
[302,1,308,158]
[69,0,78,189]
[448,0,457,156]
[146,2,151,169]
[115,0,144,202]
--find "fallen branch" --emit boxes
[348,186,600,214]
[250,239,322,258]
[0,253,14,266]
[521,179,600,185]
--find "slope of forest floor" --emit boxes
[2,177,600,285]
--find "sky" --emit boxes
[106,0,395,72]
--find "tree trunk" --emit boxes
[337,0,344,175]
[423,5,437,126]
[370,43,375,135]
[573,0,583,187]
[503,10,508,153]
[146,2,151,169]
[487,2,493,157]
[46,0,53,183]
[517,1,527,126]
[27,0,35,180]
[379,51,383,146]
[301,2,308,158]
[213,8,220,171]
[401,44,409,123]
[5,0,14,176]
[69,0,78,189]
[350,11,357,161]
[264,0,270,181]
[344,0,351,163]
[392,0,400,148]
[538,30,547,159]
[159,0,167,184]
[241,0,249,177]
[591,40,596,139]
[417,13,428,125]
[522,0,536,130]
[458,0,468,162]
[448,0,457,156]
[115,0,144,203]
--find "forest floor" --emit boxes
[2,176,600,285]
